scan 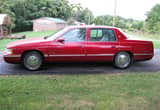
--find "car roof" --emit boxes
[67,25,119,30]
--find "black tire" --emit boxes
[22,51,43,71]
[113,51,132,69]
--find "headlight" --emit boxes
[5,48,13,54]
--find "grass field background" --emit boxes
[0,30,159,110]
[0,30,159,51]
[127,31,160,49]
[0,73,160,110]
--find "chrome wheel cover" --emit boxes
[115,52,131,68]
[24,54,41,70]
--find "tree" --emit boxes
[146,4,160,33]
[71,7,94,24]
[94,15,113,26]
[131,21,144,31]
[114,16,128,29]
[0,0,16,28]
[80,8,94,24]
[11,0,72,32]
[94,15,145,31]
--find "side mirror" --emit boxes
[56,37,64,43]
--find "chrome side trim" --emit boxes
[134,53,153,56]
[44,55,49,57]
[116,46,132,48]
[87,54,114,56]
[6,55,21,57]
[49,54,114,57]
[49,54,85,57]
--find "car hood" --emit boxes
[7,37,46,48]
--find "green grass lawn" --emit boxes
[0,73,160,110]
[0,31,160,110]
[153,40,160,48]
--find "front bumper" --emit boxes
[3,52,21,63]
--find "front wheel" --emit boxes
[22,51,43,71]
[113,52,132,69]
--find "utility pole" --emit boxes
[113,0,117,27]
[88,15,90,25]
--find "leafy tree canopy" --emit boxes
[146,4,160,33]
[10,0,72,32]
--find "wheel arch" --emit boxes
[114,50,134,61]
[21,50,45,62]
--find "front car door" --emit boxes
[49,28,87,61]
[86,28,119,61]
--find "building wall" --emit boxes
[33,20,66,32]
[56,23,66,30]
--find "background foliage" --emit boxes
[145,4,160,33]
[0,0,160,33]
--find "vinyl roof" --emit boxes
[67,25,119,30]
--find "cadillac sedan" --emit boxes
[3,26,154,70]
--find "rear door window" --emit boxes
[89,28,116,42]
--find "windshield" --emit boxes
[46,27,70,40]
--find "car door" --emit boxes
[86,28,119,61]
[49,28,87,61]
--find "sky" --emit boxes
[69,0,160,20]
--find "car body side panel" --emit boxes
[3,26,154,64]
[47,41,87,61]
[85,41,119,61]
[4,41,50,63]
[119,40,153,60]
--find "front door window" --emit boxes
[63,28,86,42]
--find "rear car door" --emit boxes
[86,28,119,61]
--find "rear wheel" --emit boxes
[22,51,43,71]
[113,51,132,69]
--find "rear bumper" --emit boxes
[3,52,21,63]
[133,53,153,61]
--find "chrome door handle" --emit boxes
[79,45,84,48]
[112,46,117,48]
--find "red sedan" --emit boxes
[3,26,154,70]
